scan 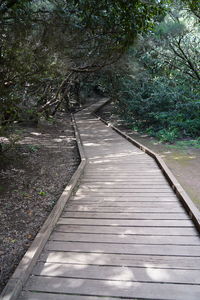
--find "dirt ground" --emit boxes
[0,112,80,293]
[98,102,200,210]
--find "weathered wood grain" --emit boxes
[61,211,189,220]
[33,262,200,284]
[65,203,184,212]
[45,241,200,256]
[39,251,200,269]
[55,224,198,236]
[19,292,123,300]
[57,217,193,227]
[26,276,200,300]
[50,232,200,245]
[70,196,177,202]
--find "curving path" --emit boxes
[19,99,200,300]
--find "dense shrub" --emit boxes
[114,6,200,143]
[116,76,200,142]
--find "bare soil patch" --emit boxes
[0,112,80,292]
[98,102,200,210]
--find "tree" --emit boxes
[181,0,200,20]
[113,3,200,141]
[0,0,171,125]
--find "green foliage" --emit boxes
[113,3,200,143]
[0,133,21,154]
[27,145,40,153]
[0,0,198,160]
[156,128,180,143]
[181,0,200,20]
[116,74,200,141]
[0,0,171,130]
[38,191,47,196]
[168,139,200,149]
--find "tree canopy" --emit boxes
[0,0,199,143]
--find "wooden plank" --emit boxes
[75,191,174,195]
[19,292,121,300]
[57,218,193,227]
[73,194,176,200]
[86,160,155,163]
[69,202,179,207]
[55,224,198,236]
[40,251,200,269]
[87,158,154,161]
[87,162,157,166]
[85,169,159,172]
[78,184,171,189]
[84,170,162,174]
[25,276,200,300]
[50,232,200,245]
[87,157,154,160]
[62,212,189,220]
[83,175,165,178]
[87,158,156,161]
[33,262,200,284]
[65,204,185,213]
[87,157,151,160]
[84,169,162,172]
[84,173,163,176]
[79,182,172,188]
[75,190,174,195]
[80,180,168,184]
[84,168,162,171]
[88,161,154,165]
[84,170,162,172]
[46,241,200,256]
[86,163,158,166]
[70,196,177,202]
[87,160,155,163]
[83,173,163,176]
[68,199,179,205]
[83,177,165,180]
[81,179,168,183]
[85,163,158,166]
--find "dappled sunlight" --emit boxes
[46,251,107,265]
[146,266,170,280]
[87,152,147,163]
[16,130,75,150]
[109,267,135,282]
[89,151,146,160]
[30,132,42,136]
[53,138,63,143]
[0,136,9,143]
[84,142,102,147]
[173,155,196,160]
[106,279,135,289]
[153,141,162,145]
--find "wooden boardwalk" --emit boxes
[19,100,200,300]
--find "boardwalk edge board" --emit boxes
[1,116,87,300]
[94,98,200,233]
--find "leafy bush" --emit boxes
[116,75,200,141]
[156,128,180,143]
